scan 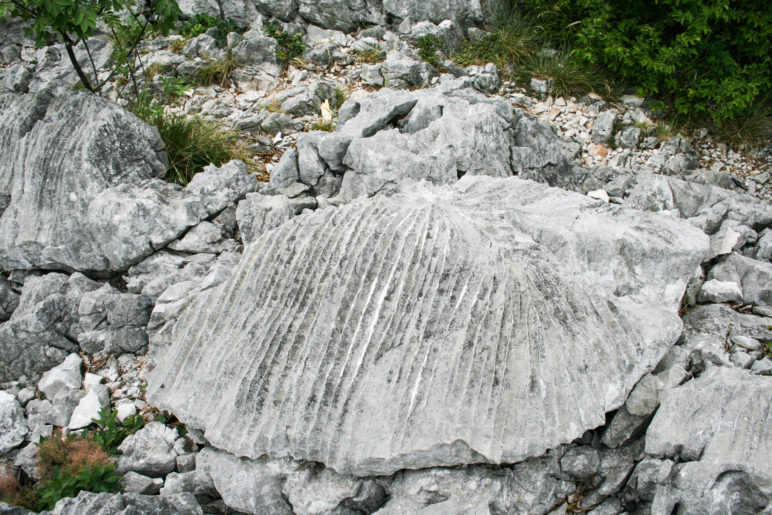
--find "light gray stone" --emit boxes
[38,353,82,400]
[50,389,84,427]
[148,176,707,476]
[15,441,41,480]
[0,91,167,273]
[119,471,163,495]
[123,251,220,300]
[282,466,372,515]
[591,110,618,144]
[68,383,109,429]
[231,33,278,67]
[560,447,600,480]
[236,193,295,245]
[721,252,772,306]
[45,491,202,514]
[0,277,20,322]
[0,391,28,453]
[381,50,438,89]
[647,367,772,513]
[697,279,743,304]
[298,0,385,33]
[117,422,179,477]
[77,284,153,355]
[181,34,225,61]
[168,221,238,254]
[383,0,483,26]
[614,126,641,149]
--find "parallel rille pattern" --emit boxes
[148,176,708,475]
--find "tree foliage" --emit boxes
[521,0,772,124]
[0,0,181,93]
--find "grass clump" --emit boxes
[170,37,187,53]
[263,22,307,62]
[354,48,385,63]
[132,96,251,185]
[196,56,236,87]
[525,51,606,98]
[307,120,336,132]
[454,24,539,70]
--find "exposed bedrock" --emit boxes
[0,90,256,275]
[266,78,581,200]
[148,175,708,476]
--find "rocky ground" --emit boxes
[1,2,771,514]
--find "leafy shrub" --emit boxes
[160,76,193,99]
[35,464,121,511]
[37,432,111,478]
[132,97,251,185]
[520,0,772,125]
[87,408,145,455]
[178,13,240,48]
[263,22,307,62]
[0,0,180,94]
[416,35,444,69]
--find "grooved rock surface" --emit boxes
[0,91,166,273]
[148,176,707,476]
[43,491,202,515]
[646,367,772,512]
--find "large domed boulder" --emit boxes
[148,176,707,475]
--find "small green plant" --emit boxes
[35,464,121,511]
[353,48,385,63]
[160,75,193,99]
[87,407,145,455]
[416,34,444,69]
[654,123,674,140]
[263,97,283,113]
[170,37,187,53]
[143,63,164,81]
[178,13,240,48]
[196,56,236,87]
[263,22,307,62]
[332,87,347,110]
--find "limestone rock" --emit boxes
[38,353,82,400]
[383,0,483,26]
[44,491,202,514]
[116,422,178,477]
[68,384,109,430]
[591,109,618,144]
[77,284,153,355]
[646,367,772,513]
[0,91,166,273]
[697,279,743,304]
[0,391,28,453]
[0,277,20,321]
[236,193,295,245]
[148,176,707,475]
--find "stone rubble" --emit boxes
[0,4,770,514]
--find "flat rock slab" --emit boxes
[148,176,707,475]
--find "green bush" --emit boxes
[416,34,444,69]
[263,22,307,62]
[520,0,772,124]
[87,408,145,455]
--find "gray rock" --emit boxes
[236,193,295,245]
[0,92,167,273]
[560,447,600,480]
[406,20,463,54]
[647,367,772,512]
[0,277,20,321]
[0,391,28,453]
[28,38,112,94]
[44,491,202,514]
[168,221,238,254]
[159,470,214,497]
[283,465,380,515]
[720,252,772,306]
[49,389,84,427]
[77,285,153,355]
[274,81,339,118]
[119,471,163,495]
[124,252,219,300]
[148,176,707,476]
[182,34,225,61]
[117,422,179,477]
[614,126,641,149]
[697,279,743,304]
[38,353,82,400]
[3,63,33,93]
[15,441,41,480]
[260,112,302,135]
[707,225,741,259]
[68,383,109,429]
[530,78,553,95]
[359,64,384,86]
[383,0,483,26]
[231,32,278,67]
[196,447,295,514]
[623,457,674,503]
[464,63,501,94]
[298,0,385,33]
[591,109,618,144]
[600,406,649,449]
[381,50,438,89]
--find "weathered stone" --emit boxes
[560,447,600,480]
[720,252,772,306]
[0,277,20,322]
[68,384,109,430]
[236,193,295,245]
[148,176,706,476]
[119,471,163,495]
[77,284,153,355]
[45,491,202,514]
[383,0,483,26]
[381,50,438,89]
[0,391,28,453]
[614,126,641,149]
[697,279,743,304]
[38,353,82,400]
[117,422,178,477]
[647,367,772,513]
[298,0,384,33]
[0,91,167,273]
[168,221,238,254]
[591,109,618,144]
